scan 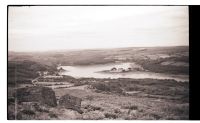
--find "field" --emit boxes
[7,46,189,120]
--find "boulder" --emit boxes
[58,109,83,120]
[83,111,105,120]
[59,94,83,113]
[14,86,57,107]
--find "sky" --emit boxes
[8,6,189,52]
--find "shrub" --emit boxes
[122,105,138,110]
[91,82,123,94]
[114,108,121,114]
[8,97,15,105]
[33,103,49,113]
[104,113,118,119]
[21,109,35,115]
[74,82,84,86]
[85,95,94,101]
[84,104,103,112]
[49,112,58,118]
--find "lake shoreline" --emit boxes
[59,62,189,82]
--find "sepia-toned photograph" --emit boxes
[8,6,189,120]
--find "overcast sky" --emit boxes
[9,6,189,52]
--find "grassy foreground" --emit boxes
[8,78,189,120]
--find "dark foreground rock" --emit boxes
[14,86,57,107]
[59,94,83,113]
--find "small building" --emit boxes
[43,71,49,76]
[117,68,125,72]
[111,67,117,71]
[31,79,38,86]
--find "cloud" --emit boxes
[9,6,188,52]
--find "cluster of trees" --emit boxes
[8,60,57,85]
[132,56,189,75]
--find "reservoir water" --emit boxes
[60,62,189,82]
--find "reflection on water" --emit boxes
[60,62,189,82]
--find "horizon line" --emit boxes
[8,45,189,53]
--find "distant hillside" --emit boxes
[8,46,188,65]
[8,60,57,85]
[8,46,189,75]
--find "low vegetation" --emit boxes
[8,77,189,120]
[8,46,189,120]
[8,60,57,85]
[90,78,189,103]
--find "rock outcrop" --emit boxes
[14,86,57,107]
[59,94,83,113]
